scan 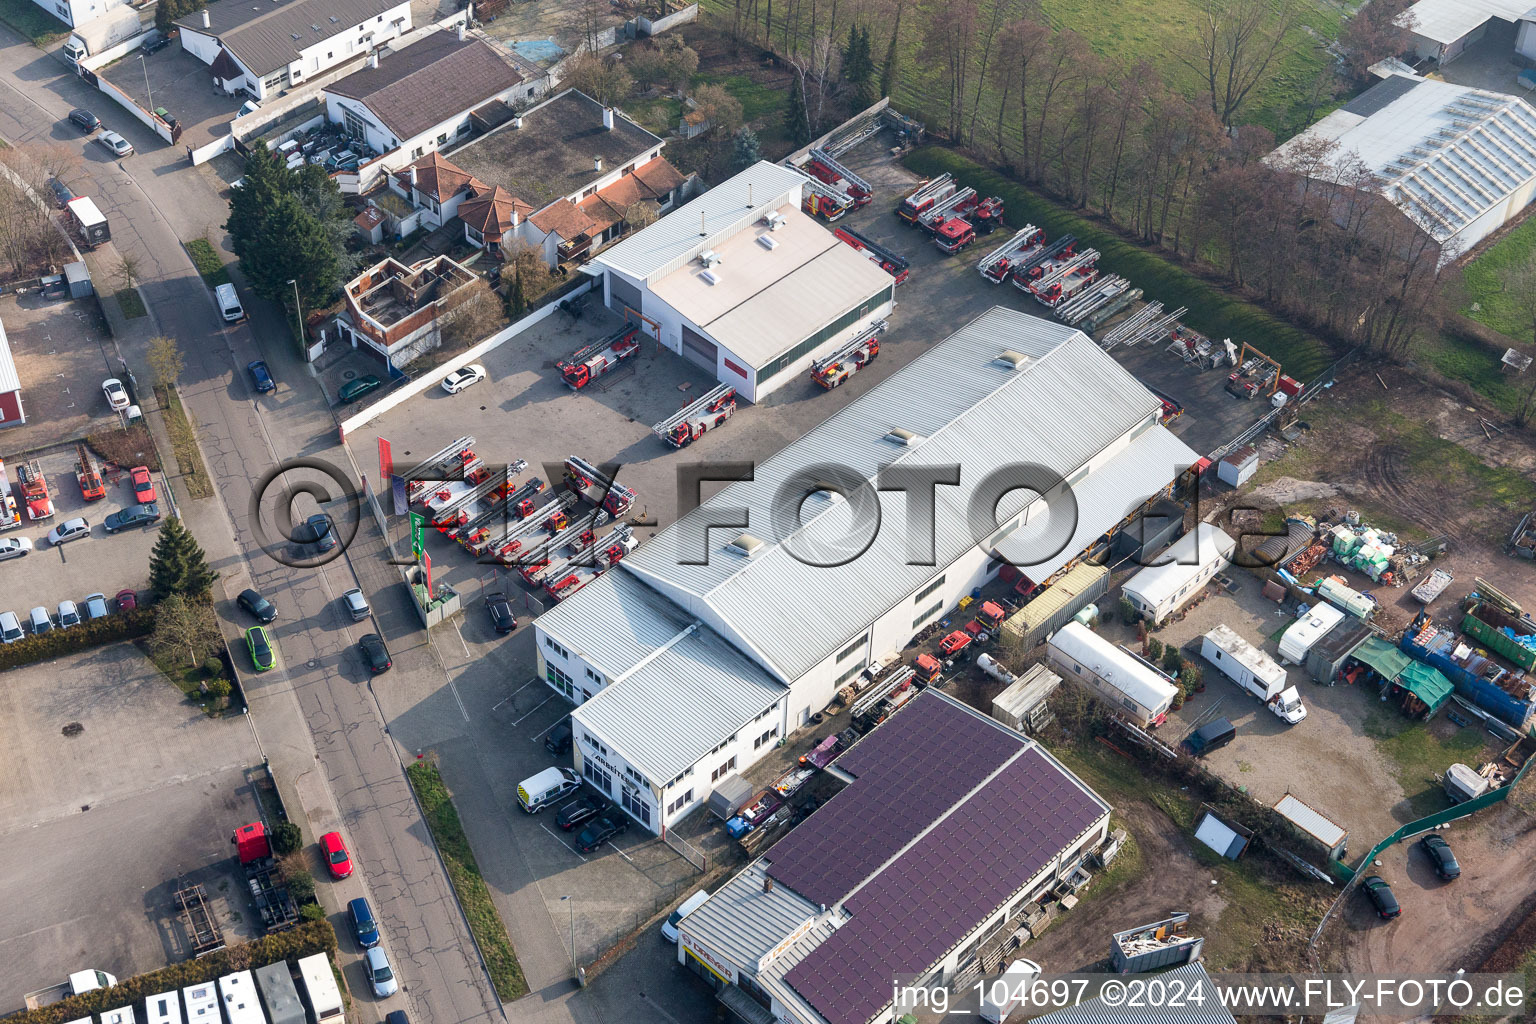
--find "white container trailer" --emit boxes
[1201,625,1306,724]
[101,1009,136,1024]
[979,958,1042,1022]
[182,981,220,1022]
[219,970,268,1024]
[1121,523,1236,625]
[297,953,344,1021]
[1315,576,1375,619]
[1278,602,1344,664]
[143,991,181,1024]
[1048,621,1178,727]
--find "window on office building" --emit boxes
[621,789,651,826]
[753,727,779,750]
[583,760,611,794]
[913,601,943,630]
[914,575,947,603]
[667,790,694,816]
[545,665,573,696]
[544,637,568,659]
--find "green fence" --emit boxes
[1331,739,1536,881]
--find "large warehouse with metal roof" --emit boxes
[583,161,894,402]
[533,306,1198,834]
[675,689,1112,1024]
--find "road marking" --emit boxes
[530,714,568,742]
[510,692,556,726]
[636,992,691,1024]
[451,620,470,658]
[607,840,636,865]
[541,823,587,861]
[490,677,540,712]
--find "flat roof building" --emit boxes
[584,161,895,402]
[676,689,1112,1024]
[535,306,1198,833]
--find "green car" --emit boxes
[338,375,383,404]
[246,625,275,672]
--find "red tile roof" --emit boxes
[459,185,532,239]
[529,198,597,240]
[393,152,485,202]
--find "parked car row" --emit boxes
[1358,833,1463,922]
[235,585,386,674]
[340,871,401,1001]
[68,107,133,157]
[0,590,137,642]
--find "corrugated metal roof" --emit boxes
[0,317,18,394]
[1274,793,1348,847]
[1027,963,1236,1024]
[991,663,1063,719]
[1049,621,1179,714]
[1002,563,1109,640]
[569,613,785,783]
[587,161,806,283]
[678,860,819,974]
[1397,0,1530,46]
[1121,523,1236,613]
[991,424,1197,573]
[533,569,696,678]
[621,309,1161,682]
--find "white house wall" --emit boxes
[179,28,221,65]
[41,0,126,28]
[326,95,398,155]
[1450,173,1536,261]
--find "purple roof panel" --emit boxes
[786,746,1109,1024]
[764,692,1024,907]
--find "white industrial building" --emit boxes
[32,0,124,29]
[534,306,1200,834]
[583,161,895,402]
[1270,73,1536,263]
[676,690,1111,1024]
[1397,0,1536,65]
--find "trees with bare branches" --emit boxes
[1181,0,1300,126]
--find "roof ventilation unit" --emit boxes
[698,249,722,268]
[884,427,923,447]
[995,349,1029,370]
[700,269,722,286]
[762,211,787,231]
[757,234,779,251]
[728,533,765,557]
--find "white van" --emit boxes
[215,282,245,323]
[660,889,709,943]
[517,767,581,813]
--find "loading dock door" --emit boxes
[608,275,642,316]
[681,325,718,371]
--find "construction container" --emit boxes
[1047,622,1178,728]
[1403,620,1536,728]
[1306,620,1371,684]
[1273,794,1348,859]
[1001,563,1109,649]
[1216,446,1259,487]
[708,775,755,820]
[990,664,1063,733]
[1110,913,1203,973]
[1444,763,1491,803]
[1278,602,1345,664]
[1461,601,1536,672]
[1316,576,1375,619]
[1111,498,1184,560]
[1122,524,1236,626]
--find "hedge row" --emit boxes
[903,148,1339,382]
[15,922,338,1024]
[0,606,157,671]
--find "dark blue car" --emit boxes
[348,897,379,948]
[247,360,275,394]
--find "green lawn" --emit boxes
[116,288,147,319]
[0,0,68,44]
[905,149,1338,380]
[625,95,684,137]
[697,72,787,122]
[158,384,213,499]
[1416,331,1528,417]
[406,761,528,1001]
[185,238,232,287]
[1363,709,1494,820]
[1462,214,1536,339]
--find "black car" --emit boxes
[359,633,392,674]
[385,1012,411,1024]
[141,32,171,54]
[293,513,336,551]
[68,108,100,132]
[556,793,604,831]
[1361,875,1401,919]
[487,590,516,634]
[46,177,75,209]
[102,502,160,533]
[247,360,276,394]
[545,721,572,756]
[237,588,277,623]
[1419,834,1461,880]
[576,811,629,853]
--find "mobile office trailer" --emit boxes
[1201,624,1307,724]
[1047,621,1179,727]
[143,991,180,1024]
[182,981,220,1022]
[219,970,268,1024]
[1278,602,1345,664]
[297,954,344,1021]
[100,1009,135,1024]
[1121,523,1236,625]
[254,961,305,1024]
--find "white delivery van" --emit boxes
[215,282,245,323]
[979,958,1042,1022]
[661,889,710,943]
[517,767,582,812]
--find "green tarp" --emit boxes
[1398,661,1453,714]
[1350,636,1412,680]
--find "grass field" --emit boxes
[185,237,231,287]
[906,148,1338,379]
[1462,215,1536,339]
[116,287,147,319]
[406,760,528,1002]
[1415,331,1528,416]
[0,0,68,44]
[157,384,213,499]
[1362,709,1492,819]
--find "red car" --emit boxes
[130,465,156,504]
[115,588,138,611]
[938,630,972,657]
[320,831,353,880]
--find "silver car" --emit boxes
[0,611,22,644]
[365,946,398,998]
[342,588,370,621]
[57,600,80,629]
[97,130,133,158]
[0,536,31,560]
[47,517,90,546]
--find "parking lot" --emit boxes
[0,646,264,1010]
[95,44,243,151]
[0,293,122,454]
[0,440,164,623]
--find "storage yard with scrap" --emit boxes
[344,106,1536,996]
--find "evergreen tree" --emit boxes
[785,76,811,147]
[224,143,289,255]
[730,127,762,173]
[842,25,860,73]
[879,13,902,101]
[149,518,217,600]
[843,27,875,104]
[508,263,527,318]
[241,194,339,308]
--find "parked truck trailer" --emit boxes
[1201,624,1306,724]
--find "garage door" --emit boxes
[608,275,642,316]
[681,325,718,371]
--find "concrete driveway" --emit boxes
[0,644,264,1010]
[0,293,121,454]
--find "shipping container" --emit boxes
[990,663,1062,733]
[1111,498,1184,560]
[1305,619,1372,683]
[1278,602,1345,664]
[1047,621,1178,727]
[1461,601,1536,672]
[1121,524,1236,625]
[1216,446,1259,487]
[1001,563,1109,648]
[1110,913,1203,973]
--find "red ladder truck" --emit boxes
[806,148,873,206]
[833,226,910,285]
[810,321,887,390]
[652,384,737,448]
[17,459,53,520]
[564,456,636,516]
[897,173,956,225]
[557,324,641,389]
[977,225,1045,283]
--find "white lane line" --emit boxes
[541,823,587,862]
[530,714,567,742]
[452,620,471,658]
[510,692,556,726]
[490,677,541,711]
[607,840,635,865]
